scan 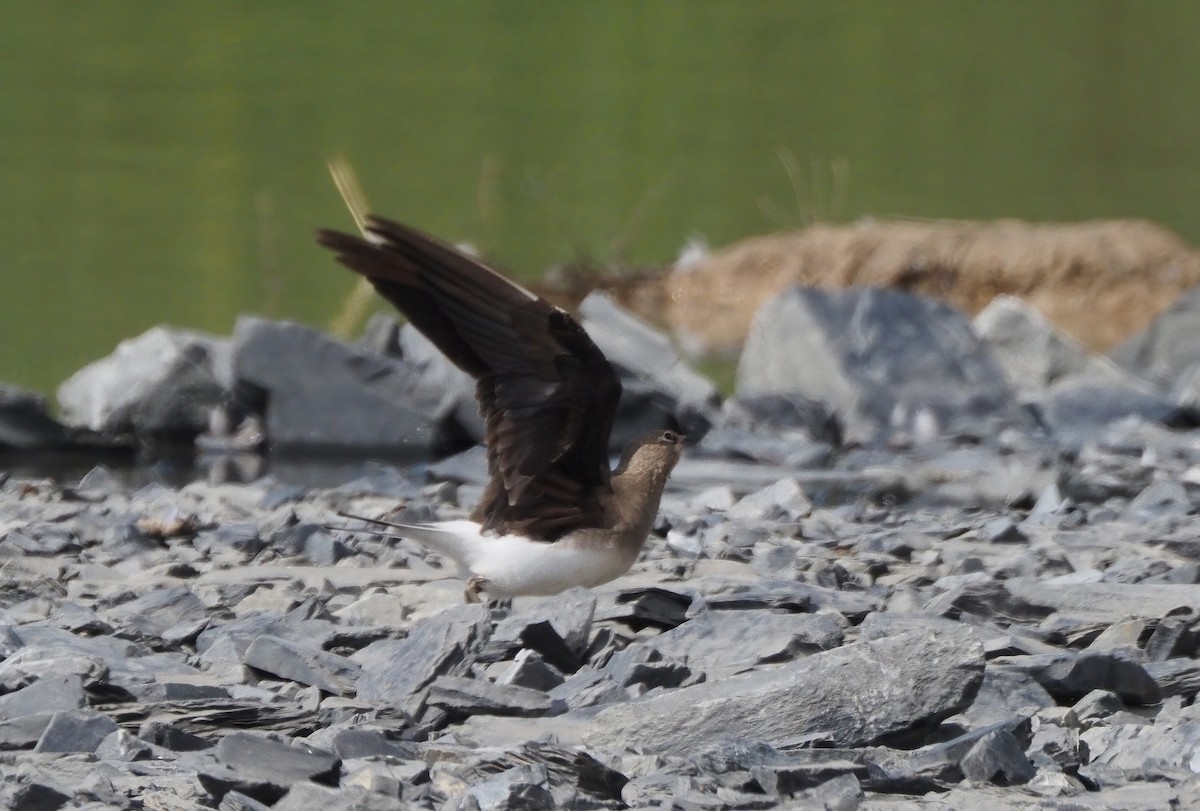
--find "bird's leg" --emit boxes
[464,575,488,604]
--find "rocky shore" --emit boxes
[2,283,1200,808]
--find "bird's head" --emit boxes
[617,429,686,482]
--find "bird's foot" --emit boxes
[464,575,488,604]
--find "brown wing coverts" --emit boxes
[317,216,621,541]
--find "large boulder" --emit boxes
[1110,284,1200,390]
[578,293,721,445]
[359,314,484,443]
[57,326,229,437]
[0,384,68,449]
[231,316,460,453]
[736,286,1023,443]
[973,296,1195,441]
[973,295,1137,393]
[584,626,984,754]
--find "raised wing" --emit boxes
[317,216,622,540]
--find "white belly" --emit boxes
[470,533,637,597]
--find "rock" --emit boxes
[959,728,1036,785]
[584,626,983,754]
[600,587,692,630]
[0,674,86,720]
[395,323,485,443]
[1110,283,1200,389]
[57,325,229,436]
[230,316,452,453]
[33,708,118,752]
[353,604,490,713]
[138,719,213,752]
[736,286,1023,443]
[726,477,812,522]
[1014,651,1161,705]
[1144,658,1200,700]
[196,732,340,805]
[242,636,362,696]
[578,292,720,441]
[455,763,555,810]
[1028,378,1197,442]
[0,782,70,811]
[272,783,405,811]
[103,586,207,638]
[426,675,565,718]
[0,384,68,449]
[498,649,565,691]
[648,609,844,679]
[973,295,1136,392]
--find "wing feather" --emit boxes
[317,216,621,540]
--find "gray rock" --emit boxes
[396,323,485,442]
[231,316,448,452]
[196,732,340,805]
[1029,378,1196,442]
[601,644,693,691]
[242,636,362,696]
[301,529,350,565]
[1144,658,1200,700]
[649,609,844,679]
[0,383,68,449]
[57,325,229,436]
[103,586,207,638]
[426,675,564,717]
[193,523,265,556]
[864,717,1031,793]
[0,712,56,750]
[959,728,1035,785]
[0,782,70,811]
[353,604,490,713]
[546,669,625,711]
[0,674,85,720]
[326,726,417,760]
[727,477,812,522]
[498,649,565,691]
[973,295,1136,392]
[456,763,555,810]
[1014,651,1161,704]
[736,286,1022,443]
[138,719,213,752]
[578,292,721,440]
[273,783,405,810]
[1079,714,1200,777]
[1110,283,1200,389]
[33,708,118,752]
[584,626,983,754]
[218,792,274,811]
[2,526,78,555]
[1005,578,1199,623]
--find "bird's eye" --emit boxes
[661,430,680,445]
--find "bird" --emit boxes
[317,215,685,602]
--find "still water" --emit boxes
[3,2,1199,396]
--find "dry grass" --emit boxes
[640,219,1200,355]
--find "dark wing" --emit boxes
[317,216,622,540]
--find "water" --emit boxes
[4,2,1199,396]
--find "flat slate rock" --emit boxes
[648,609,844,679]
[584,626,984,754]
[426,675,565,718]
[197,731,341,805]
[242,635,362,696]
[353,604,490,713]
[33,708,118,753]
